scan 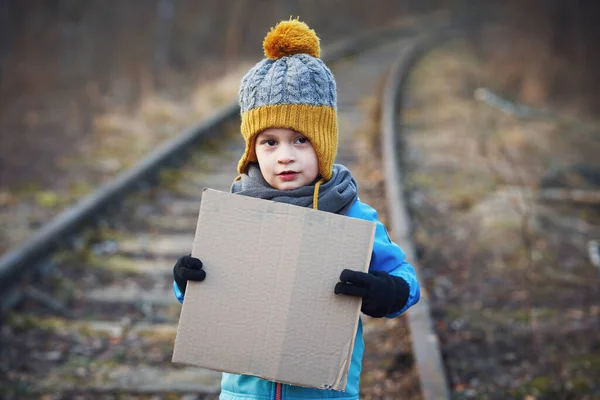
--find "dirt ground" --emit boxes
[401,40,600,399]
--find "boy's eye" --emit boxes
[295,136,308,144]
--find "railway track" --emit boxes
[0,23,450,400]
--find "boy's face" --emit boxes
[254,128,319,190]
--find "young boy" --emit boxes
[173,19,420,400]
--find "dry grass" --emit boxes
[86,63,251,174]
[403,39,600,398]
[0,65,250,255]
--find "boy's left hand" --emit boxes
[334,269,409,318]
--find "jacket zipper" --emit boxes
[275,382,282,400]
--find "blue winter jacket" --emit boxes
[173,198,420,400]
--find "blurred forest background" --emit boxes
[1,0,600,202]
[2,2,599,396]
[0,0,440,189]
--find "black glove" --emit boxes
[173,255,206,294]
[334,269,409,318]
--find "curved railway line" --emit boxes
[0,22,450,400]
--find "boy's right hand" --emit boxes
[173,255,206,294]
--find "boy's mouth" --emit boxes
[278,170,299,181]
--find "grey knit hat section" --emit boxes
[239,54,337,113]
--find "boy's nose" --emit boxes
[277,147,295,164]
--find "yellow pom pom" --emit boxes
[263,19,320,60]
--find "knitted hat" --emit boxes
[237,19,338,180]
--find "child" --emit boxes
[173,19,420,400]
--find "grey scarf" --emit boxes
[231,164,358,215]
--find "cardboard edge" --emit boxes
[172,190,205,364]
[332,220,377,391]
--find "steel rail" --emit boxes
[380,35,452,399]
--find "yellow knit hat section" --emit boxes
[237,104,338,180]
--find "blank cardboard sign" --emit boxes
[172,189,376,390]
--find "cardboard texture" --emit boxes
[172,189,376,391]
